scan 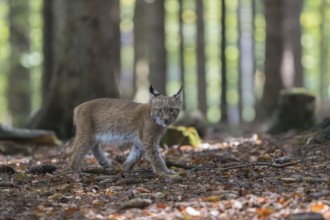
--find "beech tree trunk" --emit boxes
[238,0,255,122]
[320,0,329,101]
[179,0,186,108]
[196,0,207,116]
[30,0,120,138]
[259,0,303,119]
[133,0,148,99]
[111,0,121,89]
[7,0,31,126]
[146,0,167,95]
[220,0,228,123]
[41,0,53,103]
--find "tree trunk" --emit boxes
[238,0,255,122]
[30,0,120,138]
[41,0,53,104]
[259,0,303,119]
[320,0,329,101]
[111,0,121,91]
[220,0,228,123]
[179,0,186,108]
[196,0,207,116]
[146,0,167,95]
[133,0,148,99]
[7,0,31,126]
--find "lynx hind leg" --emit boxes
[70,138,92,171]
[123,144,144,171]
[92,145,112,169]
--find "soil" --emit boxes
[0,132,329,220]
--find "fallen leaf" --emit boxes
[256,207,274,218]
[311,202,326,212]
[185,207,201,216]
[134,187,150,193]
[118,198,152,210]
[92,199,105,207]
[105,188,116,196]
[156,203,167,209]
[202,196,220,202]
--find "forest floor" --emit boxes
[0,131,329,220]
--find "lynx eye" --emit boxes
[154,109,162,114]
[170,108,179,113]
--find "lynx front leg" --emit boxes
[70,141,92,171]
[144,142,172,174]
[123,143,144,171]
[92,145,112,169]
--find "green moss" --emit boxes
[161,126,201,148]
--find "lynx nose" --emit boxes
[163,119,170,125]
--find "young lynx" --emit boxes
[69,86,182,175]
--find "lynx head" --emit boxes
[149,85,183,127]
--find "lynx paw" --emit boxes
[155,169,179,177]
[123,161,134,171]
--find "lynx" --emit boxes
[69,86,182,175]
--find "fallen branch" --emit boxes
[165,159,195,170]
[219,160,302,171]
[192,160,302,172]
[0,181,18,188]
[29,168,152,185]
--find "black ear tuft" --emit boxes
[174,86,183,98]
[149,85,160,97]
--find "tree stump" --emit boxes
[268,89,316,134]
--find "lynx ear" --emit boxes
[149,85,160,98]
[174,86,183,100]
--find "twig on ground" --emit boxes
[29,168,152,185]
[219,160,302,171]
[191,160,302,172]
[165,160,195,170]
[0,181,18,188]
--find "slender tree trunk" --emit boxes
[111,0,121,91]
[220,0,228,123]
[179,0,186,108]
[196,0,207,116]
[30,0,120,138]
[7,0,31,126]
[259,0,303,119]
[238,0,255,122]
[147,0,167,95]
[42,0,53,104]
[320,0,329,101]
[285,0,303,87]
[133,0,148,99]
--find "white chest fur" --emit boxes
[95,132,137,144]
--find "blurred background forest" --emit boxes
[0,0,330,138]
